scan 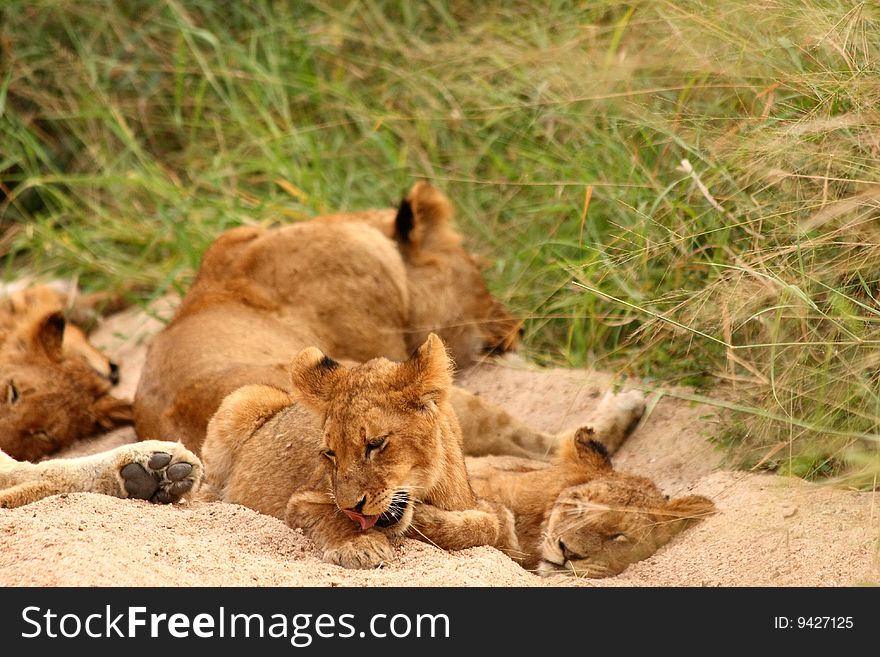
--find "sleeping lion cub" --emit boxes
[468,391,715,577]
[134,182,556,459]
[1,284,130,460]
[0,284,202,509]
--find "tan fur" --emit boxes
[134,182,540,458]
[201,334,519,569]
[0,440,203,508]
[0,285,130,460]
[467,392,716,577]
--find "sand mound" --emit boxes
[1,493,549,587]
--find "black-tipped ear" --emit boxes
[33,311,66,361]
[289,347,343,412]
[557,426,613,471]
[394,197,415,244]
[392,182,456,254]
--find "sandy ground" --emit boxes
[1,303,878,587]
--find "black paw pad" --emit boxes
[148,452,172,470]
[121,463,160,500]
[166,463,192,481]
[120,451,198,505]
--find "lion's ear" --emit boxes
[289,347,343,412]
[394,182,458,254]
[555,426,615,471]
[28,311,66,362]
[573,427,614,469]
[399,333,453,409]
[661,495,716,535]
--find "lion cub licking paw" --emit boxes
[0,440,203,509]
[200,333,519,569]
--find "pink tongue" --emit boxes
[344,510,380,530]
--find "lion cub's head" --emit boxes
[538,430,715,578]
[1,287,130,460]
[290,333,455,536]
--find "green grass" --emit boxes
[2,0,879,486]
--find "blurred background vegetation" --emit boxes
[2,0,879,485]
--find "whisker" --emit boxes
[406,523,443,551]
[497,546,530,558]
[394,485,427,494]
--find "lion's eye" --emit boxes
[320,448,336,462]
[611,533,629,543]
[5,381,19,405]
[365,435,388,458]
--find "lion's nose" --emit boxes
[559,539,576,561]
[350,495,367,514]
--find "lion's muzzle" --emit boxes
[342,491,410,531]
[375,491,409,528]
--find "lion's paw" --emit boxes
[597,389,646,429]
[117,441,203,504]
[555,389,648,455]
[323,533,394,569]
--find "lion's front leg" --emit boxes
[0,440,202,508]
[286,489,394,569]
[451,387,557,459]
[0,452,64,507]
[0,481,68,508]
[410,499,521,560]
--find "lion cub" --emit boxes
[1,284,130,460]
[468,392,715,577]
[201,334,518,569]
